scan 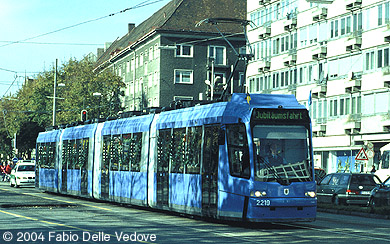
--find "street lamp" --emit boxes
[49,59,66,126]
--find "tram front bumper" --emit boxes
[246,197,317,222]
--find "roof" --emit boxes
[95,0,246,70]
[156,93,306,129]
[61,123,98,141]
[102,114,155,136]
[36,129,61,143]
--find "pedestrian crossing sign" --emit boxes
[355,148,368,161]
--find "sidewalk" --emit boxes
[318,207,390,220]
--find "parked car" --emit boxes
[9,162,35,187]
[368,176,390,207]
[317,173,382,205]
[315,168,326,182]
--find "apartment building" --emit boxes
[94,0,246,111]
[247,0,390,173]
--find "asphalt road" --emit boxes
[0,181,389,244]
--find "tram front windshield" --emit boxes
[253,125,312,184]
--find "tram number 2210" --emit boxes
[256,199,271,206]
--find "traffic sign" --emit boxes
[355,148,368,161]
[12,157,18,163]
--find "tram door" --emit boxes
[156,130,170,207]
[61,141,69,192]
[101,137,110,199]
[202,126,219,217]
[80,139,89,196]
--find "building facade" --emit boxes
[95,0,247,111]
[247,0,390,174]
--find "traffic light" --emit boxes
[81,110,87,122]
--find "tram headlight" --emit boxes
[305,191,316,198]
[251,191,267,197]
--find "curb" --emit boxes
[318,208,390,220]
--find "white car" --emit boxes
[9,162,35,187]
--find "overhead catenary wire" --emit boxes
[0,0,167,49]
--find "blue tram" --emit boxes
[36,93,316,222]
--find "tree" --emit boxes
[0,57,124,158]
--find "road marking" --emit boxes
[280,223,390,242]
[22,192,113,211]
[0,187,112,211]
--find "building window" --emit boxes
[131,58,135,71]
[365,51,375,71]
[176,44,193,57]
[149,47,154,61]
[174,69,193,84]
[209,46,226,65]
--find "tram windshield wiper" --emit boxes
[258,157,286,185]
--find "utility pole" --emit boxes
[52,59,58,126]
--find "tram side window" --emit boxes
[77,138,89,170]
[110,135,121,171]
[38,143,55,169]
[121,134,131,171]
[131,133,142,172]
[48,142,56,168]
[37,143,45,168]
[62,140,73,170]
[186,126,202,174]
[171,128,186,173]
[226,124,250,179]
[102,136,111,172]
[69,140,78,169]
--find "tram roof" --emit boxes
[156,93,305,129]
[102,114,154,136]
[62,123,98,141]
[36,129,62,143]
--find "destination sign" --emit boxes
[252,109,309,124]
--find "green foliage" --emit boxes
[0,57,124,158]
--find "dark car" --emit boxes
[317,173,382,205]
[368,176,390,207]
[314,168,326,182]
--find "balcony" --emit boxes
[312,124,326,137]
[258,60,271,73]
[283,54,297,67]
[345,72,361,93]
[283,18,297,31]
[344,121,361,135]
[346,36,362,52]
[312,85,326,99]
[312,7,328,22]
[312,46,327,60]
[346,0,362,11]
[258,27,271,40]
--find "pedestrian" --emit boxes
[0,163,5,181]
[371,165,376,173]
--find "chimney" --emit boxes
[128,23,135,33]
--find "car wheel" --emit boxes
[333,195,341,206]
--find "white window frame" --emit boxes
[174,69,193,84]
[175,44,193,57]
[208,46,226,65]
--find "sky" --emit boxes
[0,0,170,98]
